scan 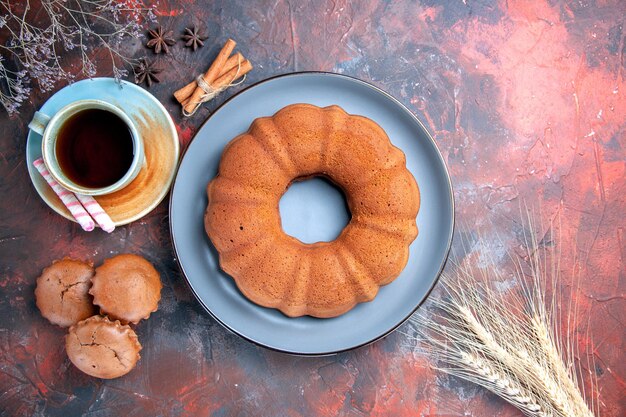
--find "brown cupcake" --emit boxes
[66,315,141,379]
[35,258,96,327]
[90,254,162,324]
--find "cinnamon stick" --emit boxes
[183,39,236,114]
[214,59,252,88]
[173,52,244,103]
[182,59,253,107]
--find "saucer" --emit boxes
[26,78,180,226]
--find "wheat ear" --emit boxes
[458,351,551,417]
[411,313,554,417]
[457,305,580,417]
[409,214,598,417]
[530,316,594,417]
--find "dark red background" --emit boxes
[0,0,624,416]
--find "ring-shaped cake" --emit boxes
[205,103,420,318]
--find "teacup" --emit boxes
[29,99,145,196]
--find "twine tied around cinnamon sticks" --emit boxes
[174,38,253,116]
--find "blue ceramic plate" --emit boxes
[26,78,179,226]
[170,72,454,355]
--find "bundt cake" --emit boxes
[205,103,420,318]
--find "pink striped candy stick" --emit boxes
[33,158,95,231]
[74,194,115,233]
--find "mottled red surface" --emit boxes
[0,0,624,416]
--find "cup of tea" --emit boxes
[29,99,145,196]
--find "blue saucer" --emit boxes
[26,78,179,226]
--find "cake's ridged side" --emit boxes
[276,240,382,318]
[320,106,349,169]
[208,176,273,206]
[335,243,380,302]
[204,200,280,255]
[351,215,418,243]
[340,224,412,286]
[206,128,288,255]
[214,133,290,194]
[229,237,301,311]
[248,118,298,178]
[271,104,329,176]
[218,236,275,278]
[323,113,406,190]
[303,246,360,318]
[348,166,420,218]
[277,253,311,317]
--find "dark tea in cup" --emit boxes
[56,109,134,188]
[32,99,145,196]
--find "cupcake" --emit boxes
[89,254,162,324]
[66,315,141,379]
[35,258,96,327]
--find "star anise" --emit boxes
[134,58,161,88]
[182,26,207,51]
[146,26,175,54]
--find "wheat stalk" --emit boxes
[409,213,599,417]
[530,315,595,417]
[458,351,551,417]
[457,304,581,417]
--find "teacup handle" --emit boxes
[28,111,51,136]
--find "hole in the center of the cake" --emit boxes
[279,176,351,244]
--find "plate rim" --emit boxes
[25,77,180,226]
[169,71,455,356]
